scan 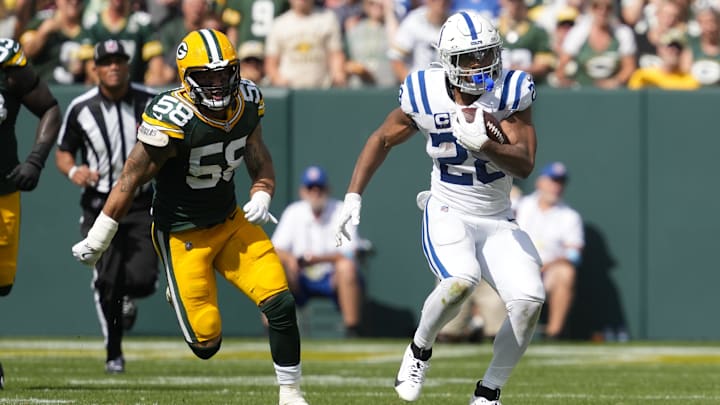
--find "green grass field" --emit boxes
[0,337,719,404]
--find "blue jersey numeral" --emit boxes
[430,132,505,185]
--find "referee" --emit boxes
[55,39,158,373]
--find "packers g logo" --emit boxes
[176,42,188,60]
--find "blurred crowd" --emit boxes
[3,0,719,90]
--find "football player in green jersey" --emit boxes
[71,29,309,405]
[0,38,61,389]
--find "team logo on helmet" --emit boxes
[176,42,188,60]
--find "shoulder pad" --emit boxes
[142,91,193,140]
[239,80,264,117]
[398,70,435,117]
[0,39,27,67]
[497,70,536,116]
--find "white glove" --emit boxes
[72,212,119,267]
[453,106,489,152]
[335,193,362,247]
[243,190,273,225]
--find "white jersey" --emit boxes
[399,67,536,216]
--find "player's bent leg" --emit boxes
[261,291,308,405]
[188,336,222,360]
[480,299,543,389]
[261,290,301,369]
[414,277,475,348]
[395,277,475,402]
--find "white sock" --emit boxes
[274,362,302,385]
[482,299,542,388]
[413,277,475,349]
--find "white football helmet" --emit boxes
[437,11,503,95]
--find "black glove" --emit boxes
[7,151,44,191]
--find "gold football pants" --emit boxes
[0,192,20,288]
[153,206,289,343]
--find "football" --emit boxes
[482,111,509,144]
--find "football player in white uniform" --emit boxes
[335,11,545,405]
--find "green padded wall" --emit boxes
[2,86,719,340]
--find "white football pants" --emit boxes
[421,195,545,305]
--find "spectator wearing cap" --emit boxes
[55,38,159,373]
[515,162,584,339]
[628,28,700,89]
[238,40,267,85]
[271,165,363,337]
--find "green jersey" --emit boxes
[22,11,86,84]
[219,0,289,44]
[138,80,265,232]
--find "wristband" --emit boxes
[68,166,79,180]
[86,212,119,250]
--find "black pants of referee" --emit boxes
[80,191,158,363]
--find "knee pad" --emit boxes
[438,277,475,306]
[189,338,222,360]
[0,284,13,296]
[506,299,543,345]
[261,290,297,331]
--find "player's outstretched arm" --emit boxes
[480,107,537,179]
[243,123,277,225]
[336,107,416,246]
[72,142,172,266]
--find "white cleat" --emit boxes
[469,396,502,405]
[279,384,309,405]
[394,344,430,401]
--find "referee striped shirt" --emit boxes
[57,83,157,194]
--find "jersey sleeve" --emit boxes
[497,70,537,118]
